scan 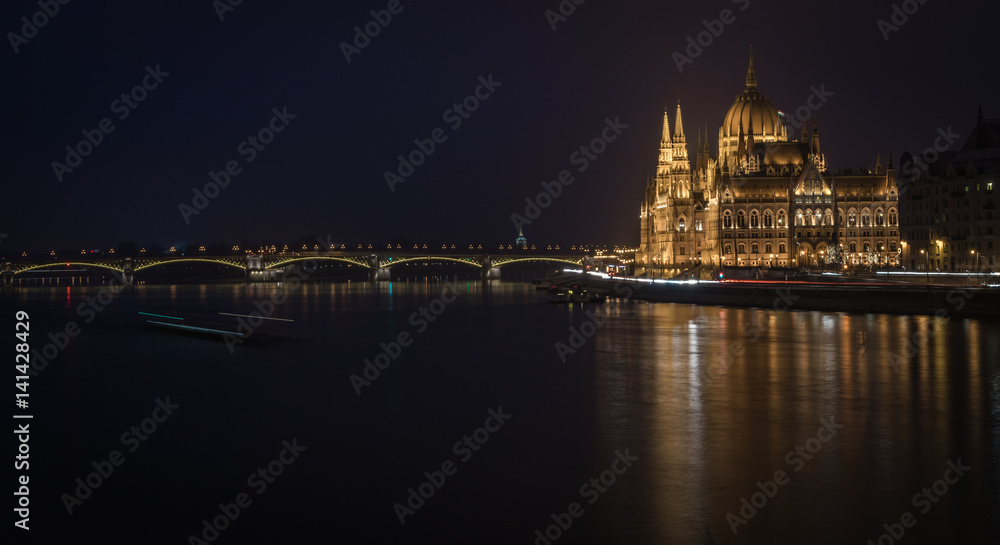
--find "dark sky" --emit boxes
[3,0,998,253]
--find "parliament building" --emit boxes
[638,52,901,277]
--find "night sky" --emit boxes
[4,0,999,253]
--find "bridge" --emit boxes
[1,251,599,286]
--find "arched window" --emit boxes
[763,210,773,227]
[838,208,845,227]
[824,209,834,226]
[679,246,686,255]
[751,242,759,254]
[888,208,897,225]
[814,210,823,226]
[737,211,747,228]
[678,217,686,232]
[778,242,786,254]
[849,241,857,252]
[848,208,858,226]
[777,210,786,227]
[875,208,885,226]
[861,208,872,227]
[723,211,733,229]
[765,242,773,254]
[863,241,871,252]
[738,243,746,254]
[750,210,760,228]
[724,243,733,255]
[795,210,804,226]
[889,241,897,252]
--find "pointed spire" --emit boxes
[745,44,758,89]
[875,153,882,174]
[661,108,671,143]
[747,116,755,151]
[810,119,821,156]
[674,101,685,139]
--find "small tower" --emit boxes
[515,228,527,248]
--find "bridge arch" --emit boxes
[381,256,482,269]
[266,256,367,270]
[492,257,584,268]
[134,258,246,272]
[14,262,123,275]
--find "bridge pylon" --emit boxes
[1,262,13,289]
[246,255,264,282]
[480,256,501,280]
[121,258,134,285]
[368,254,389,280]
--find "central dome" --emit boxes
[721,51,782,139]
[722,88,782,139]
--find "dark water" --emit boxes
[6,280,999,544]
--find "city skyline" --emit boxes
[4,2,998,252]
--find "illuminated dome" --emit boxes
[718,48,788,169]
[721,52,782,139]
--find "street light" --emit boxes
[972,250,985,286]
[920,249,929,283]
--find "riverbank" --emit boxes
[583,275,1000,320]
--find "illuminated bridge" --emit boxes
[1,251,602,285]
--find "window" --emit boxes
[849,241,857,252]
[764,210,773,227]
[848,209,857,226]
[738,243,746,254]
[824,209,834,226]
[861,209,872,227]
[889,241,897,252]
[751,242,759,254]
[737,211,747,228]
[678,218,686,232]
[723,211,733,229]
[778,242,786,253]
[695,220,703,231]
[888,208,897,225]
[750,210,760,228]
[679,246,686,255]
[875,208,884,226]
[765,242,772,253]
[863,242,871,252]
[777,210,786,227]
[795,210,804,226]
[724,243,733,255]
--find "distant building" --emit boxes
[638,51,900,277]
[516,228,527,248]
[899,108,999,272]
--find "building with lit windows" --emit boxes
[638,51,901,277]
[899,108,999,272]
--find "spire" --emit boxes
[875,153,882,174]
[745,44,757,89]
[674,101,685,139]
[747,116,755,151]
[661,108,671,143]
[810,119,821,156]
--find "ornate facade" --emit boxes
[638,52,901,277]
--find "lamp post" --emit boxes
[920,249,928,283]
[972,250,985,286]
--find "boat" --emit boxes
[546,287,605,304]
